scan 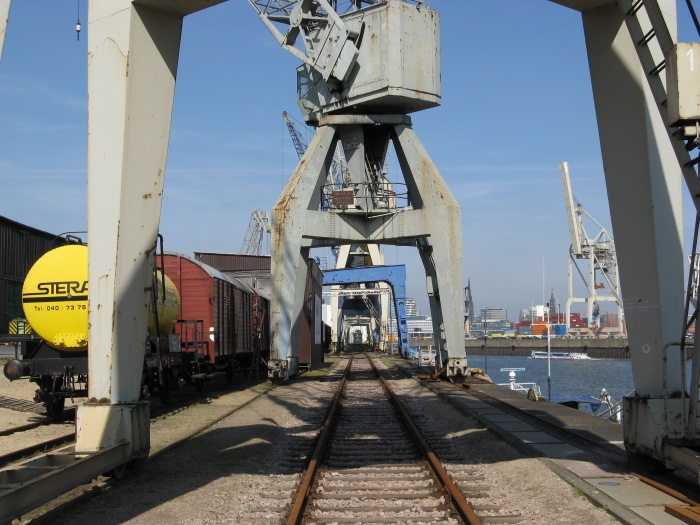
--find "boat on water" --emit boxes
[497,368,545,401]
[530,350,591,360]
[497,368,623,422]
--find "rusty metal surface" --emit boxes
[369,356,483,525]
[286,356,352,525]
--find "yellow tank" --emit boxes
[22,245,181,351]
[149,272,181,335]
[23,245,89,351]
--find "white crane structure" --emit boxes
[559,162,623,336]
[240,208,272,256]
[282,112,392,352]
[283,111,347,210]
[0,0,9,63]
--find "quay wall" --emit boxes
[411,338,633,359]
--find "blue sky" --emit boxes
[1,1,697,320]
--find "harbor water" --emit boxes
[464,354,693,406]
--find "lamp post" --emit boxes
[483,319,488,375]
[546,323,552,401]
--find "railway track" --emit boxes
[7,355,631,524]
[284,354,521,525]
[0,374,268,471]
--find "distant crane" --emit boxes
[240,209,271,255]
[283,111,346,210]
[559,162,623,336]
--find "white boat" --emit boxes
[530,351,591,360]
[497,368,545,401]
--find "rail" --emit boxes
[286,353,484,524]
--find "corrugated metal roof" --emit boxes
[194,252,271,272]
[165,252,251,291]
[0,215,70,279]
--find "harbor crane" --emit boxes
[282,111,394,352]
[559,161,623,336]
[283,111,347,210]
[7,0,700,520]
[240,208,271,256]
[251,0,467,382]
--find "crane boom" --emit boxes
[0,0,10,64]
[559,162,583,256]
[282,111,307,160]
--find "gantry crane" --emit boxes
[252,0,467,382]
[283,111,346,210]
[240,208,271,256]
[559,161,623,336]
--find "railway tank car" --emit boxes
[3,244,182,418]
[3,246,271,418]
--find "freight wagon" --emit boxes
[162,253,270,380]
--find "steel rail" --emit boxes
[0,433,74,469]
[639,475,700,506]
[14,381,281,525]
[286,355,353,525]
[0,421,43,437]
[366,354,483,525]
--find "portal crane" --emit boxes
[559,161,623,336]
[253,0,467,383]
[283,110,346,209]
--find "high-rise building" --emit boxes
[405,298,418,317]
[480,307,508,322]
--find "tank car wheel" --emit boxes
[45,395,65,420]
[159,373,171,404]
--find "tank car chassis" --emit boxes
[3,335,87,419]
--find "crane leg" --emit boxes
[392,125,468,377]
[79,2,183,460]
[269,126,337,379]
[583,2,691,469]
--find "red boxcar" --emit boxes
[163,253,256,372]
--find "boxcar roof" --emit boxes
[165,252,243,288]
